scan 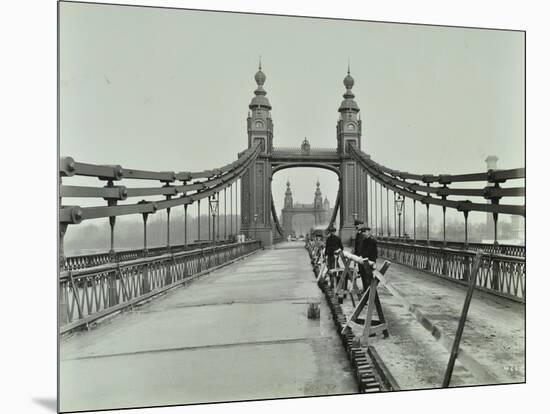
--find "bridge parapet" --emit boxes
[377,237,525,258]
[59,240,261,334]
[63,240,234,271]
[377,240,525,303]
[271,147,339,158]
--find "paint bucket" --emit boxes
[307,302,321,319]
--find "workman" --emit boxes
[358,224,378,292]
[324,226,343,271]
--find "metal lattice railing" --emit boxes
[377,240,525,302]
[63,240,233,271]
[377,237,525,258]
[59,241,261,333]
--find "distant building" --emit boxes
[281,180,333,238]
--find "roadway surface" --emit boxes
[59,241,356,412]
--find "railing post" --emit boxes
[166,206,171,250]
[380,183,383,237]
[442,247,448,276]
[208,196,211,243]
[141,264,150,294]
[403,196,407,238]
[59,223,68,269]
[386,186,390,237]
[491,256,501,292]
[109,214,116,261]
[369,176,372,227]
[197,199,201,242]
[108,271,118,307]
[184,204,188,247]
[462,252,471,282]
[425,202,431,270]
[59,281,68,325]
[165,255,173,285]
[142,213,149,256]
[374,180,378,235]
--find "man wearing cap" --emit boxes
[358,224,378,292]
[324,226,343,271]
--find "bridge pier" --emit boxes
[254,227,273,248]
[339,226,356,247]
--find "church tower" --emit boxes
[313,180,323,225]
[240,61,274,246]
[284,180,293,208]
[336,66,369,243]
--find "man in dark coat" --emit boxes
[324,226,343,271]
[353,219,364,256]
[358,224,378,291]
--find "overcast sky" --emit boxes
[60,2,524,226]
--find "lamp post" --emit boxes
[253,213,259,240]
[209,195,219,246]
[396,194,404,238]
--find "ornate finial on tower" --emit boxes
[343,66,355,93]
[339,64,359,113]
[250,60,271,109]
[254,65,266,87]
[314,180,323,205]
[301,137,311,155]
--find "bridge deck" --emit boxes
[59,241,356,412]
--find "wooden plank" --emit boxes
[442,251,484,387]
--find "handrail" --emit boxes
[60,241,257,280]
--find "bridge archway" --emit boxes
[240,65,369,246]
[272,166,338,239]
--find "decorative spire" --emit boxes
[315,180,322,198]
[339,64,359,113]
[249,60,271,110]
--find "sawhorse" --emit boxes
[341,259,392,346]
[331,250,362,306]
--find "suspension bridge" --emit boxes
[58,65,525,412]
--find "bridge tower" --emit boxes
[336,66,369,243]
[241,62,274,246]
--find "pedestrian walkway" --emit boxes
[340,259,525,390]
[59,241,356,412]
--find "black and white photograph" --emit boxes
[5,1,547,414]
[56,2,527,412]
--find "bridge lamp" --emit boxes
[253,213,259,240]
[396,195,405,238]
[209,195,219,244]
